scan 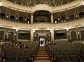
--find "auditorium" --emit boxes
[0,0,84,62]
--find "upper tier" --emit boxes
[0,0,83,13]
[8,0,74,7]
[0,18,84,30]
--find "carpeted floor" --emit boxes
[34,47,50,62]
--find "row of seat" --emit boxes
[46,41,84,62]
[0,41,39,62]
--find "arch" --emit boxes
[33,10,51,23]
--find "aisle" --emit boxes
[34,47,50,62]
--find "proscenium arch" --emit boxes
[33,10,51,23]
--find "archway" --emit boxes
[33,10,51,23]
[34,30,51,47]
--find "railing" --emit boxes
[1,0,32,13]
[0,18,84,30]
[0,0,82,13]
[53,0,82,12]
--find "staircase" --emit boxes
[34,47,50,62]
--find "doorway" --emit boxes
[39,36,46,47]
[34,30,51,46]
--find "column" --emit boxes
[77,30,81,40]
[67,31,71,41]
[69,31,71,41]
[79,30,81,40]
[9,14,10,19]
[51,13,53,23]
[4,30,7,41]
[3,30,5,41]
[13,31,16,41]
[6,30,8,39]
[51,29,54,42]
[31,30,34,42]
[67,31,69,40]
[76,30,78,40]
[15,30,18,41]
[31,13,33,23]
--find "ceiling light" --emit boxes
[16,18,18,20]
[15,2,16,3]
[82,1,84,5]
[75,15,78,17]
[25,19,27,21]
[12,27,19,31]
[58,18,60,20]
[28,21,29,23]
[65,27,69,31]
[16,29,18,31]
[67,17,69,19]
[7,16,9,18]
[55,21,57,23]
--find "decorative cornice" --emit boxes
[0,0,82,13]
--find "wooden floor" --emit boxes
[34,47,50,62]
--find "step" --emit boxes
[36,57,49,60]
[39,48,46,50]
[38,50,47,52]
[37,53,48,55]
[39,49,46,50]
[37,52,47,54]
[38,51,47,52]
[36,54,48,57]
[34,60,50,62]
[38,51,47,53]
[34,47,50,62]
